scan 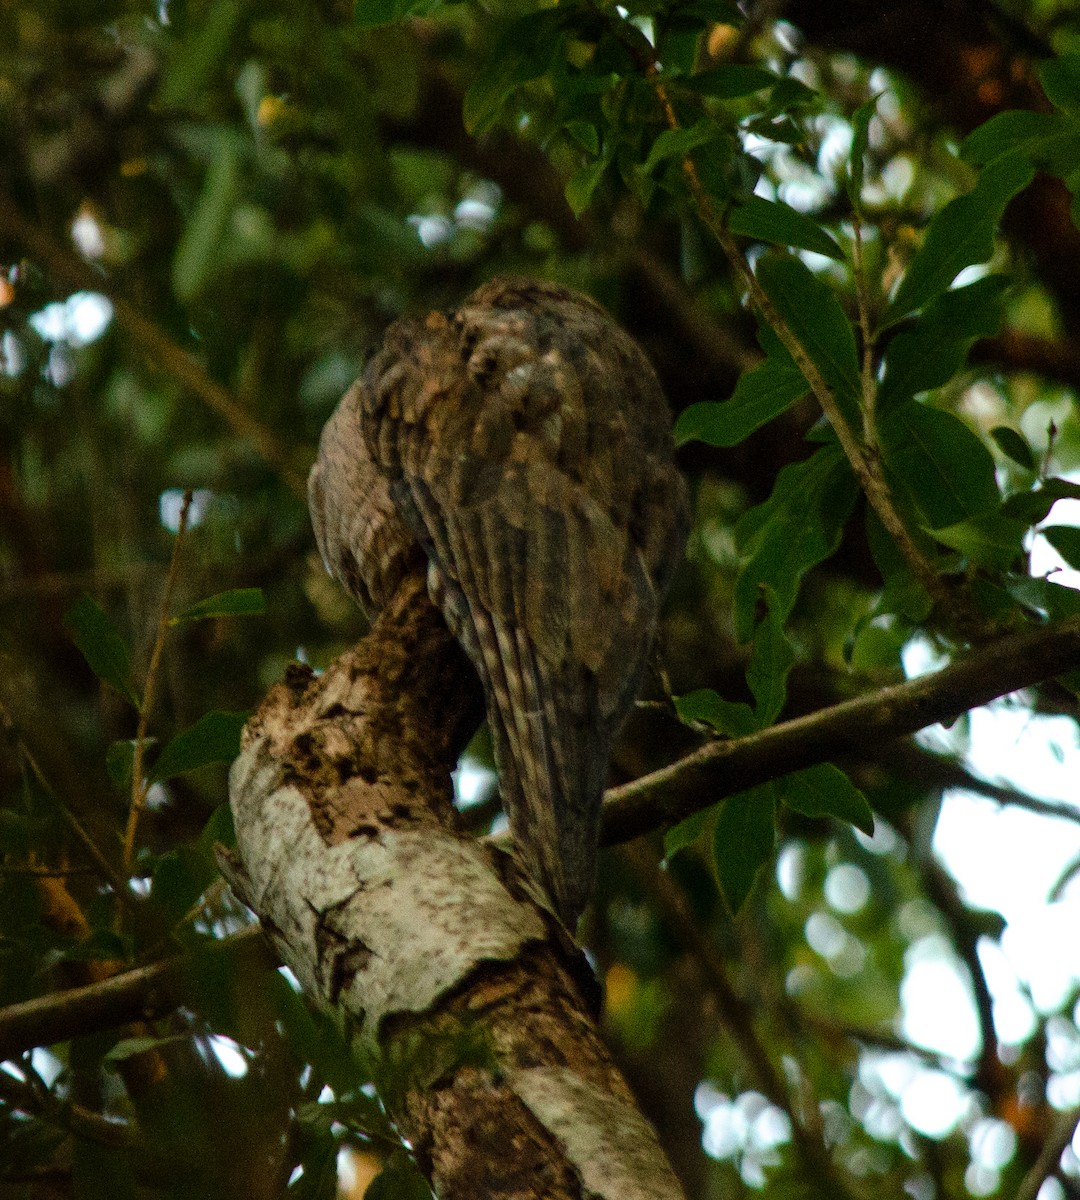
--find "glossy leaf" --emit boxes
[847,94,879,208]
[779,763,874,835]
[642,119,719,174]
[879,402,999,529]
[961,110,1078,171]
[664,806,713,860]
[462,10,565,135]
[884,158,1034,325]
[149,710,248,784]
[878,276,1008,413]
[64,595,140,709]
[674,352,806,447]
[865,508,934,623]
[727,196,843,260]
[565,157,609,217]
[1040,54,1080,114]
[931,510,1028,571]
[1044,525,1080,570]
[674,690,756,736]
[172,588,266,624]
[684,64,778,98]
[746,590,795,728]
[733,444,858,640]
[756,253,862,427]
[991,426,1036,471]
[712,784,776,913]
[173,141,243,302]
[1002,478,1080,525]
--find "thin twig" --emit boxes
[124,491,191,873]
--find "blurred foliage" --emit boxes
[5,0,1080,1197]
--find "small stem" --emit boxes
[851,209,876,430]
[124,491,192,873]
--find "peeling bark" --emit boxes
[219,573,684,1199]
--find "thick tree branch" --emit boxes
[602,613,1080,844]
[218,573,684,1200]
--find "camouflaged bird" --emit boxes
[309,277,689,923]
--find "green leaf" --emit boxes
[884,157,1035,325]
[1002,477,1080,525]
[768,78,819,111]
[755,253,862,428]
[683,64,778,98]
[354,0,442,27]
[365,1150,434,1200]
[64,595,140,709]
[1044,525,1080,569]
[865,508,933,623]
[565,157,609,217]
[733,444,858,641]
[728,196,843,260]
[1004,574,1080,621]
[173,142,243,302]
[674,690,757,736]
[462,10,565,135]
[564,120,599,156]
[990,426,1036,471]
[745,589,795,728]
[105,1035,187,1063]
[663,806,712,860]
[158,0,244,110]
[847,94,879,209]
[712,784,776,912]
[674,352,806,447]
[931,510,1028,571]
[642,119,719,175]
[106,739,148,789]
[1040,54,1080,114]
[150,841,221,924]
[172,588,266,624]
[779,763,874,835]
[878,276,1009,413]
[961,110,1077,170]
[879,401,1000,529]
[149,711,248,784]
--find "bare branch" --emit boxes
[602,614,1080,844]
[0,925,269,1062]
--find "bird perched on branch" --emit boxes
[310,277,688,924]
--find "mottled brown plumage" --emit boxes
[310,277,688,922]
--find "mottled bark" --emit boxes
[218,572,684,1199]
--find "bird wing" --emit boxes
[359,279,686,921]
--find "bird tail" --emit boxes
[485,623,608,926]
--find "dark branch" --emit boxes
[0,925,270,1062]
[602,614,1080,843]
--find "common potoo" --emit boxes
[309,277,688,923]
